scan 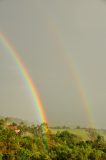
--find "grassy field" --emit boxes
[50,128,90,140]
[50,128,106,141]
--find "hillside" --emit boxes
[0,118,106,159]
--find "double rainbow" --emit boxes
[0,31,95,130]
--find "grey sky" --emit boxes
[0,0,106,128]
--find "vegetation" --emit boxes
[0,118,106,159]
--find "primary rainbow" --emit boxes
[0,32,47,124]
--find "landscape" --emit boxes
[0,0,106,159]
[0,117,106,159]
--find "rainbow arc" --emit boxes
[0,32,47,124]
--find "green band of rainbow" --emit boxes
[0,32,47,124]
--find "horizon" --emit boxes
[0,0,106,129]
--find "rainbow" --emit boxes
[0,32,47,125]
[0,30,95,130]
[47,21,95,128]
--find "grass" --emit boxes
[50,128,106,141]
[50,128,89,140]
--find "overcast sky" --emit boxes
[0,0,106,128]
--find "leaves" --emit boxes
[0,119,106,159]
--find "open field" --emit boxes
[50,128,106,141]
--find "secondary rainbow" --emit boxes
[47,20,95,128]
[0,32,47,124]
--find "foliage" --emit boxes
[0,119,106,159]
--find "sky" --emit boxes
[0,0,106,128]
